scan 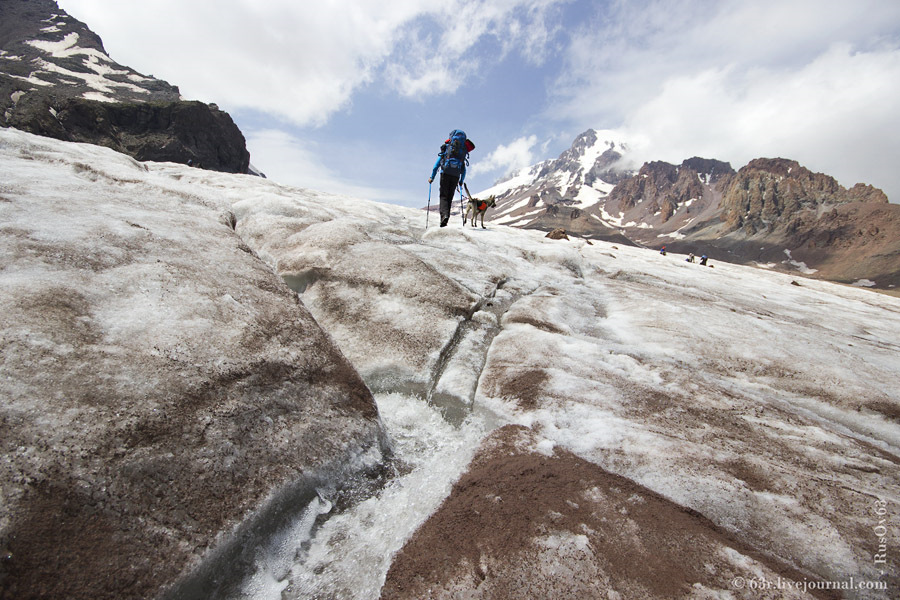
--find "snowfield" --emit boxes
[1,128,898,598]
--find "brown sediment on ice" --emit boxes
[381,425,839,600]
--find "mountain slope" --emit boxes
[478,130,899,289]
[674,158,899,287]
[0,0,249,172]
[477,129,634,241]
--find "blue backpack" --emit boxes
[440,129,474,177]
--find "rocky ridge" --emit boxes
[720,158,888,234]
[607,157,735,226]
[478,130,899,289]
[0,0,249,173]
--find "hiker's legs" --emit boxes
[439,173,459,226]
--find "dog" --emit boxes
[464,194,496,228]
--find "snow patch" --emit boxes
[782,249,818,274]
[26,32,82,57]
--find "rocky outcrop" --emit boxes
[674,157,900,286]
[0,129,386,600]
[846,182,889,204]
[606,157,893,252]
[780,200,900,287]
[5,94,251,172]
[610,161,675,212]
[605,157,733,228]
[0,0,250,173]
[483,130,898,287]
[682,156,735,184]
[545,227,569,240]
[608,159,730,223]
[721,158,869,234]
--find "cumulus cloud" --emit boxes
[383,0,565,98]
[470,135,539,177]
[620,44,900,195]
[59,0,566,125]
[59,0,432,126]
[551,0,900,200]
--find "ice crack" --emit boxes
[426,278,517,425]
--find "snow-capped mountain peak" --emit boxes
[474,128,899,289]
[477,129,635,232]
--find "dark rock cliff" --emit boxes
[0,0,250,173]
[4,94,251,172]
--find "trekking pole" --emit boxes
[426,181,432,229]
[459,184,466,224]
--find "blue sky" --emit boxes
[58,0,900,206]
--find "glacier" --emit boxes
[1,128,897,599]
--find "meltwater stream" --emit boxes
[231,281,519,598]
[235,391,493,600]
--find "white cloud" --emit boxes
[59,0,567,124]
[551,0,900,201]
[383,0,566,98]
[619,44,900,194]
[60,0,434,126]
[471,134,539,177]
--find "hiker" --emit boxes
[699,255,708,266]
[686,253,695,263]
[660,246,667,256]
[429,130,474,227]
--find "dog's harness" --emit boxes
[461,184,488,211]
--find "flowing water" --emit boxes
[235,392,493,600]
[234,280,519,599]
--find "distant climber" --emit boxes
[699,255,708,266]
[686,253,695,263]
[660,246,667,256]
[429,130,474,227]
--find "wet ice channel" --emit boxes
[235,392,492,600]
